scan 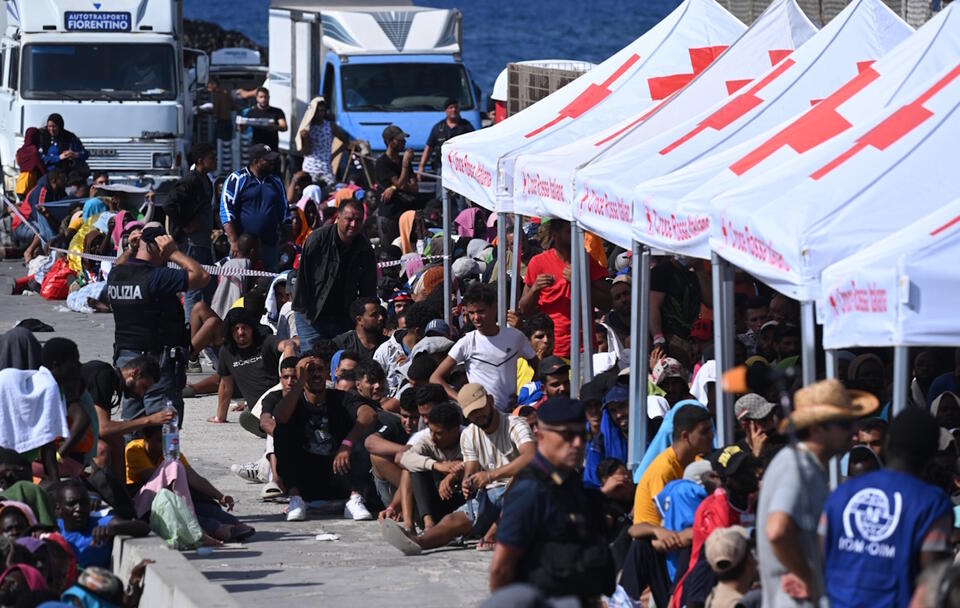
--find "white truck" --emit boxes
[0,0,207,197]
[268,0,482,171]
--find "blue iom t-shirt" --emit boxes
[821,469,951,608]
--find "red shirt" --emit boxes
[671,488,755,608]
[523,248,607,358]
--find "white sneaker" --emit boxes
[230,462,266,483]
[344,492,373,521]
[287,496,306,521]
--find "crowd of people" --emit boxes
[3,100,960,608]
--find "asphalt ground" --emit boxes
[0,259,491,607]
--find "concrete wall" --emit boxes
[112,536,239,608]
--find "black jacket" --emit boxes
[293,224,377,325]
[163,169,213,240]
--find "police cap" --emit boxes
[538,397,586,425]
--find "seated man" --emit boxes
[620,405,715,607]
[380,384,534,555]
[272,348,377,522]
[398,403,464,532]
[211,307,295,427]
[365,390,420,524]
[126,426,253,543]
[54,479,149,568]
[584,383,630,489]
[333,297,386,360]
[81,355,169,480]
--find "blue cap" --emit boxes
[538,397,586,425]
[425,319,450,337]
[603,383,629,406]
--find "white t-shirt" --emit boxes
[460,411,534,489]
[447,327,535,411]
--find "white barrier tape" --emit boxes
[48,247,450,277]
[378,255,448,269]
[3,198,47,245]
[50,247,282,278]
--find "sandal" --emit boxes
[476,539,496,551]
[206,416,227,424]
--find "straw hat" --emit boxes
[779,379,879,432]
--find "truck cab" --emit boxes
[0,0,203,197]
[268,1,482,173]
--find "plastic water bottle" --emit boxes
[162,400,180,462]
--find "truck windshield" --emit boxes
[21,43,177,101]
[341,63,474,112]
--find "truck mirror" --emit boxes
[195,54,210,86]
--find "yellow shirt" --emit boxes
[633,445,683,524]
[517,358,535,392]
[124,439,189,485]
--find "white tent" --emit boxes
[818,199,960,349]
[513,0,817,233]
[628,1,960,258]
[708,60,960,301]
[439,0,746,211]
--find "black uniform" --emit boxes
[107,259,189,421]
[496,450,616,601]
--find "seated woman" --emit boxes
[125,425,254,543]
[0,502,36,541]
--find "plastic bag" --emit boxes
[149,488,203,550]
[67,216,99,274]
[39,257,76,300]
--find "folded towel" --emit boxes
[0,367,69,454]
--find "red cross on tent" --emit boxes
[729,61,879,176]
[524,54,642,139]
[659,53,797,155]
[593,48,791,148]
[646,46,730,100]
[811,63,960,179]
[524,46,731,140]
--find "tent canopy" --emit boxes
[513,0,817,235]
[708,59,960,300]
[440,0,746,211]
[625,1,960,259]
[818,199,960,348]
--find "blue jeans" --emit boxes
[294,311,350,352]
[115,348,185,424]
[180,240,216,324]
[13,215,54,246]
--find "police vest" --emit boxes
[107,263,188,352]
[515,465,616,599]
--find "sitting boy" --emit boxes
[54,478,149,568]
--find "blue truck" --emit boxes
[267,0,483,177]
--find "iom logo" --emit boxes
[842,488,901,543]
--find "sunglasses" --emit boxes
[540,425,587,442]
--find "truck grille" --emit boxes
[84,141,176,172]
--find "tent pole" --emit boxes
[510,214,521,311]
[570,220,582,396]
[441,188,452,329]
[800,300,817,386]
[497,215,507,328]
[577,225,594,380]
[711,255,736,446]
[720,259,736,445]
[825,349,841,489]
[892,346,909,415]
[628,243,651,470]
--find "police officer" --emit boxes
[490,397,616,604]
[107,223,209,423]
